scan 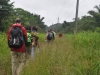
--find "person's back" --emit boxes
[46,29,55,44]
[7,18,27,52]
[31,32,39,45]
[31,26,39,47]
[27,32,32,45]
[25,26,32,47]
[7,18,27,75]
[46,31,53,40]
[59,33,62,38]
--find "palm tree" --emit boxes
[88,5,100,27]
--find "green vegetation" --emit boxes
[1,32,100,75]
[22,32,100,75]
[21,32,100,75]
[0,0,46,32]
[1,0,100,33]
[0,32,11,75]
[48,5,100,33]
[0,32,100,75]
[1,0,100,75]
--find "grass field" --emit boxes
[0,32,100,75]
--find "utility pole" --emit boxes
[74,0,79,34]
[57,17,59,23]
[57,17,59,32]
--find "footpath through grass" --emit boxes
[1,32,100,75]
[22,32,100,75]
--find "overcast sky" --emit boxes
[10,0,100,26]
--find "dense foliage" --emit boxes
[0,0,46,32]
[0,0,100,33]
[1,32,100,75]
[48,5,100,33]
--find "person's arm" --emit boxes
[7,27,12,40]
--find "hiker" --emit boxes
[7,18,27,75]
[25,26,32,63]
[46,29,55,44]
[50,29,55,40]
[31,26,40,58]
[58,33,62,38]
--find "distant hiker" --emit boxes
[46,29,55,44]
[25,26,32,63]
[31,26,40,58]
[7,18,27,75]
[58,33,62,38]
[50,29,55,40]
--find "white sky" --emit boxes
[10,0,100,26]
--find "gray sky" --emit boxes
[10,0,100,26]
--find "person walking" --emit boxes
[45,29,55,44]
[7,18,27,75]
[31,26,40,58]
[25,26,32,64]
[58,32,62,38]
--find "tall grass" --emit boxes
[21,32,100,75]
[0,32,11,75]
[1,32,100,75]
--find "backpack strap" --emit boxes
[12,23,23,28]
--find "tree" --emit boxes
[62,21,70,33]
[88,5,100,27]
[0,0,14,31]
[78,16,95,31]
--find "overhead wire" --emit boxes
[60,0,76,19]
[58,0,69,17]
[67,0,86,19]
[80,0,85,5]
[60,0,86,21]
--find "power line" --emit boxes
[60,0,76,19]
[66,7,76,19]
[80,0,85,4]
[58,0,69,16]
[60,0,85,20]
[66,0,86,19]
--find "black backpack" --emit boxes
[8,26,24,48]
[47,32,53,40]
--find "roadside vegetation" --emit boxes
[21,32,100,75]
[1,32,100,75]
[0,32,11,75]
[1,1,100,75]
